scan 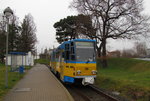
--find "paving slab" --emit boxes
[4,64,74,101]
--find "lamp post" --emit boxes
[3,7,13,88]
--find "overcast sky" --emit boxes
[0,0,150,53]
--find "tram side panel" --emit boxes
[50,58,97,85]
[62,62,76,83]
[50,52,57,74]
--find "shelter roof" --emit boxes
[9,52,27,55]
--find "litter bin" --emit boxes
[19,66,24,74]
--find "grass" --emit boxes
[0,63,31,101]
[35,59,49,65]
[96,58,150,101]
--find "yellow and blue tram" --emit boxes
[50,39,97,85]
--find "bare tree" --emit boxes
[134,42,147,57]
[71,0,150,67]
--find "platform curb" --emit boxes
[48,70,74,101]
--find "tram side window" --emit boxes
[70,47,75,60]
[66,51,70,60]
[62,52,65,58]
[71,42,74,46]
[65,44,70,61]
[71,47,75,54]
[56,52,59,61]
[65,44,69,50]
[52,52,55,61]
[71,55,75,60]
[71,42,75,61]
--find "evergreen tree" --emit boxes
[0,30,6,63]
[9,15,21,52]
[0,14,20,63]
[20,14,37,53]
[53,14,95,43]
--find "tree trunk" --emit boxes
[96,42,103,57]
[97,49,101,58]
[101,39,108,68]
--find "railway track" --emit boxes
[88,85,120,101]
[46,65,128,101]
[65,84,129,101]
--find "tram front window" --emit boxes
[75,42,96,62]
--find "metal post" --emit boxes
[5,17,9,88]
[4,7,13,88]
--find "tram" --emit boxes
[50,39,97,85]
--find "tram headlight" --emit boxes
[77,70,81,74]
[91,70,97,74]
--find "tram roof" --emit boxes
[57,39,96,50]
[71,39,96,42]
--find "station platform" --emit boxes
[4,64,74,101]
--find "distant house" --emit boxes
[107,50,121,58]
[39,49,53,59]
